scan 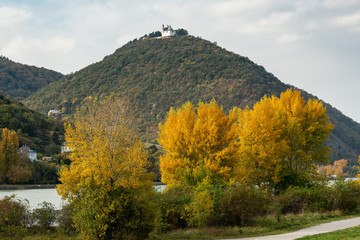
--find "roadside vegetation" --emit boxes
[1,90,360,239]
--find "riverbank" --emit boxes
[0,184,57,190]
[0,182,165,190]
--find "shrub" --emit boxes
[186,189,214,227]
[276,182,360,214]
[0,195,29,230]
[218,185,268,226]
[32,202,57,230]
[306,185,335,212]
[71,187,154,240]
[1,225,27,239]
[57,203,75,234]
[153,186,192,233]
[332,179,360,212]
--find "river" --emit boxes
[0,188,66,210]
[0,185,166,210]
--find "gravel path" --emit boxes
[226,216,360,240]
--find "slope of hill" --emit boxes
[0,56,63,100]
[23,36,360,163]
[0,94,59,154]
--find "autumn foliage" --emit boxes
[159,100,239,187]
[159,90,333,191]
[0,128,19,183]
[57,96,153,239]
[237,89,334,190]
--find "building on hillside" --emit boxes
[42,156,52,162]
[61,142,73,153]
[161,24,175,37]
[18,145,37,162]
[48,109,60,117]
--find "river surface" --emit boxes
[0,188,66,210]
[0,185,166,210]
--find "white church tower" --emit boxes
[161,24,175,37]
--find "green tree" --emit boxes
[57,96,153,239]
[237,89,334,191]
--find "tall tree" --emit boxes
[237,89,334,191]
[159,100,239,187]
[0,128,19,183]
[57,96,153,239]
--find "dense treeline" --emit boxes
[23,35,360,162]
[0,56,63,100]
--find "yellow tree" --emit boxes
[57,96,153,239]
[159,100,239,188]
[0,128,19,183]
[237,89,334,191]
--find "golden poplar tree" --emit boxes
[0,128,19,183]
[57,97,153,239]
[237,89,334,190]
[159,100,239,187]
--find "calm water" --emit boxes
[0,188,66,210]
[0,185,166,210]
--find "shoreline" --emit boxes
[0,184,57,190]
[0,182,165,190]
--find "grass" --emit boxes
[149,211,360,240]
[1,211,360,240]
[298,226,360,240]
[0,227,80,240]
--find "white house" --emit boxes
[61,142,73,153]
[161,25,175,37]
[18,145,37,162]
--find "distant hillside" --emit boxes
[23,36,360,163]
[0,56,63,100]
[0,94,59,154]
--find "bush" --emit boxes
[306,186,335,212]
[217,185,268,226]
[32,202,57,230]
[71,187,154,240]
[276,181,360,214]
[186,189,214,227]
[277,186,333,214]
[333,179,360,212]
[1,225,28,239]
[0,195,29,230]
[153,186,192,233]
[57,204,75,234]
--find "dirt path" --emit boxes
[226,216,360,240]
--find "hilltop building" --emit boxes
[161,25,175,37]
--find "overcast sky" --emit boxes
[1,0,359,122]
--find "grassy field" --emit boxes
[298,226,360,240]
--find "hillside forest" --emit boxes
[22,35,360,164]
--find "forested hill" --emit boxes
[23,36,360,163]
[0,94,57,153]
[0,56,63,100]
